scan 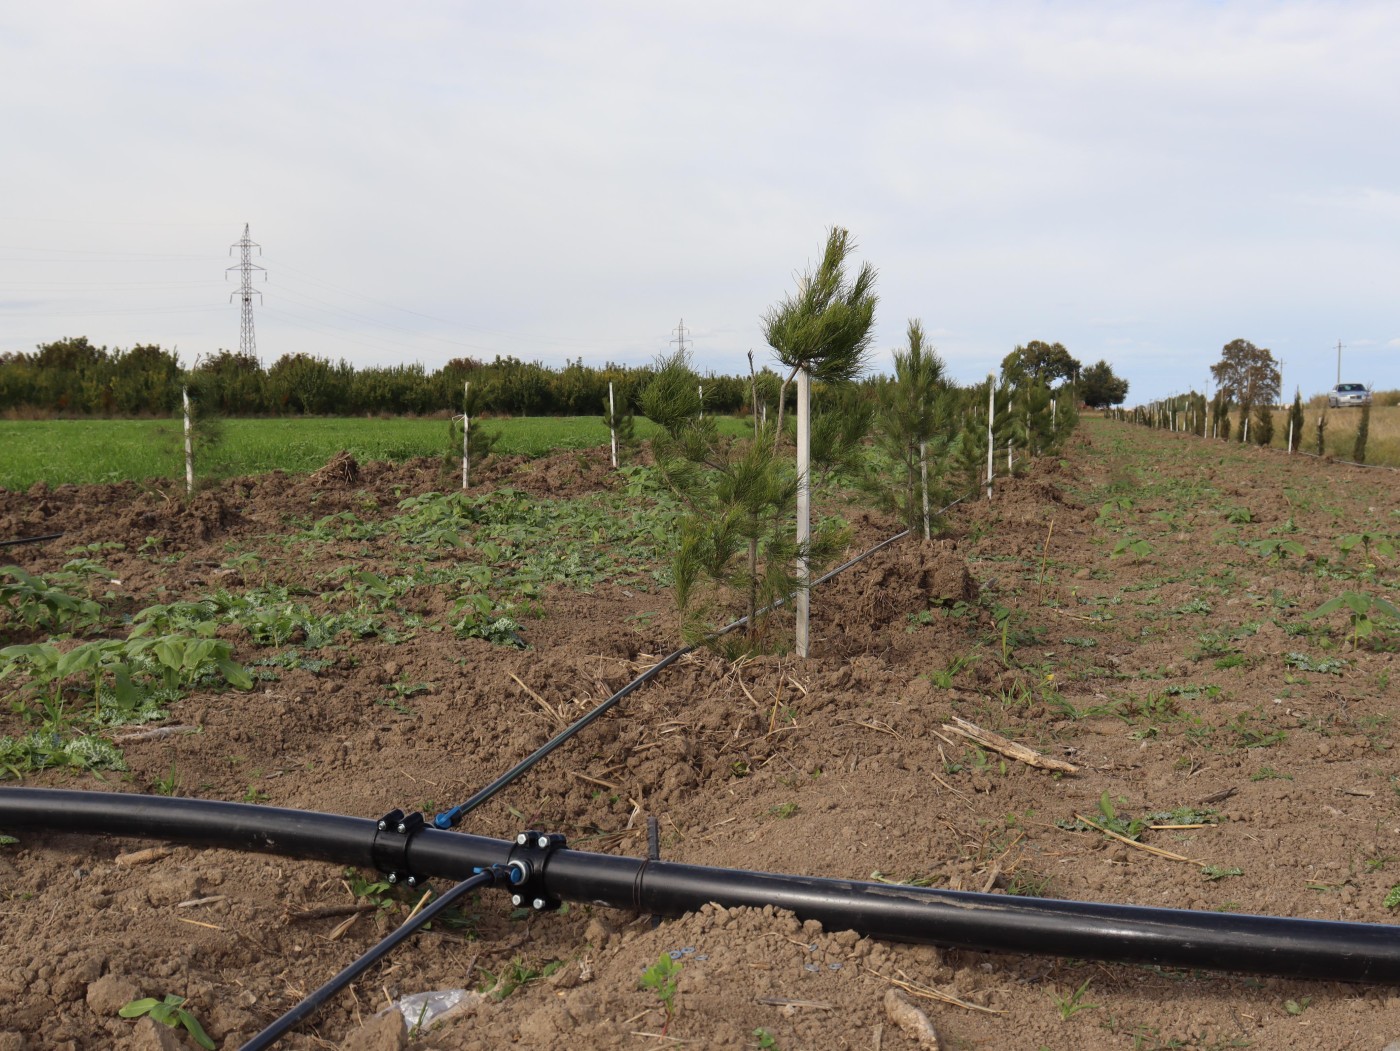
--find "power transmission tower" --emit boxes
[227,223,266,360]
[671,318,691,356]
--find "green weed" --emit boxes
[1201,865,1243,881]
[640,952,683,1025]
[1307,591,1400,650]
[1248,538,1306,564]
[1284,652,1345,675]
[1110,537,1154,560]
[119,995,215,1050]
[0,732,126,779]
[479,957,564,1000]
[0,565,105,634]
[1052,977,1097,1020]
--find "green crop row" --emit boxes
[0,415,755,489]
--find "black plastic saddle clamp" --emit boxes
[505,830,567,912]
[371,808,427,888]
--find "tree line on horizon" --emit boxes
[0,335,1131,420]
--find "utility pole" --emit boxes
[671,318,691,357]
[227,223,266,361]
[1336,340,1343,386]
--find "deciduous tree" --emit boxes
[1080,361,1129,408]
[1210,339,1280,436]
[1001,340,1079,387]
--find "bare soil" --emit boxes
[3,419,1400,1051]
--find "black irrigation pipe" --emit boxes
[5,788,1400,985]
[432,492,974,831]
[0,531,64,549]
[4,486,970,1042]
[1331,457,1400,472]
[241,865,507,1051]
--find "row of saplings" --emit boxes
[597,227,1080,654]
[1124,389,1374,463]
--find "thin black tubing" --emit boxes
[432,644,696,827]
[5,789,1400,984]
[0,532,64,548]
[240,866,504,1051]
[433,491,972,830]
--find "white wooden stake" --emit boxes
[698,383,704,419]
[182,386,193,495]
[609,381,618,468]
[462,381,470,489]
[1287,416,1294,455]
[795,367,811,658]
[1243,417,1249,444]
[985,377,995,501]
[919,440,930,541]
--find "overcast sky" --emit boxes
[2,1,1396,403]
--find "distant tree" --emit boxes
[1001,340,1079,387]
[33,336,108,373]
[1210,391,1231,438]
[1013,378,1056,460]
[1287,389,1305,452]
[31,336,110,412]
[493,357,551,416]
[266,353,351,414]
[1250,402,1274,447]
[601,383,636,464]
[189,350,264,415]
[1210,339,1280,437]
[1353,403,1371,464]
[554,357,605,416]
[348,364,436,415]
[872,319,949,538]
[1080,361,1129,408]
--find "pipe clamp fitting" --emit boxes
[371,808,426,887]
[507,829,566,911]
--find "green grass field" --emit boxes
[0,415,754,489]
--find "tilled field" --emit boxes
[2,418,1399,1050]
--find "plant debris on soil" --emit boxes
[2,419,1400,1050]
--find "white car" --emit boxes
[1328,383,1371,408]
